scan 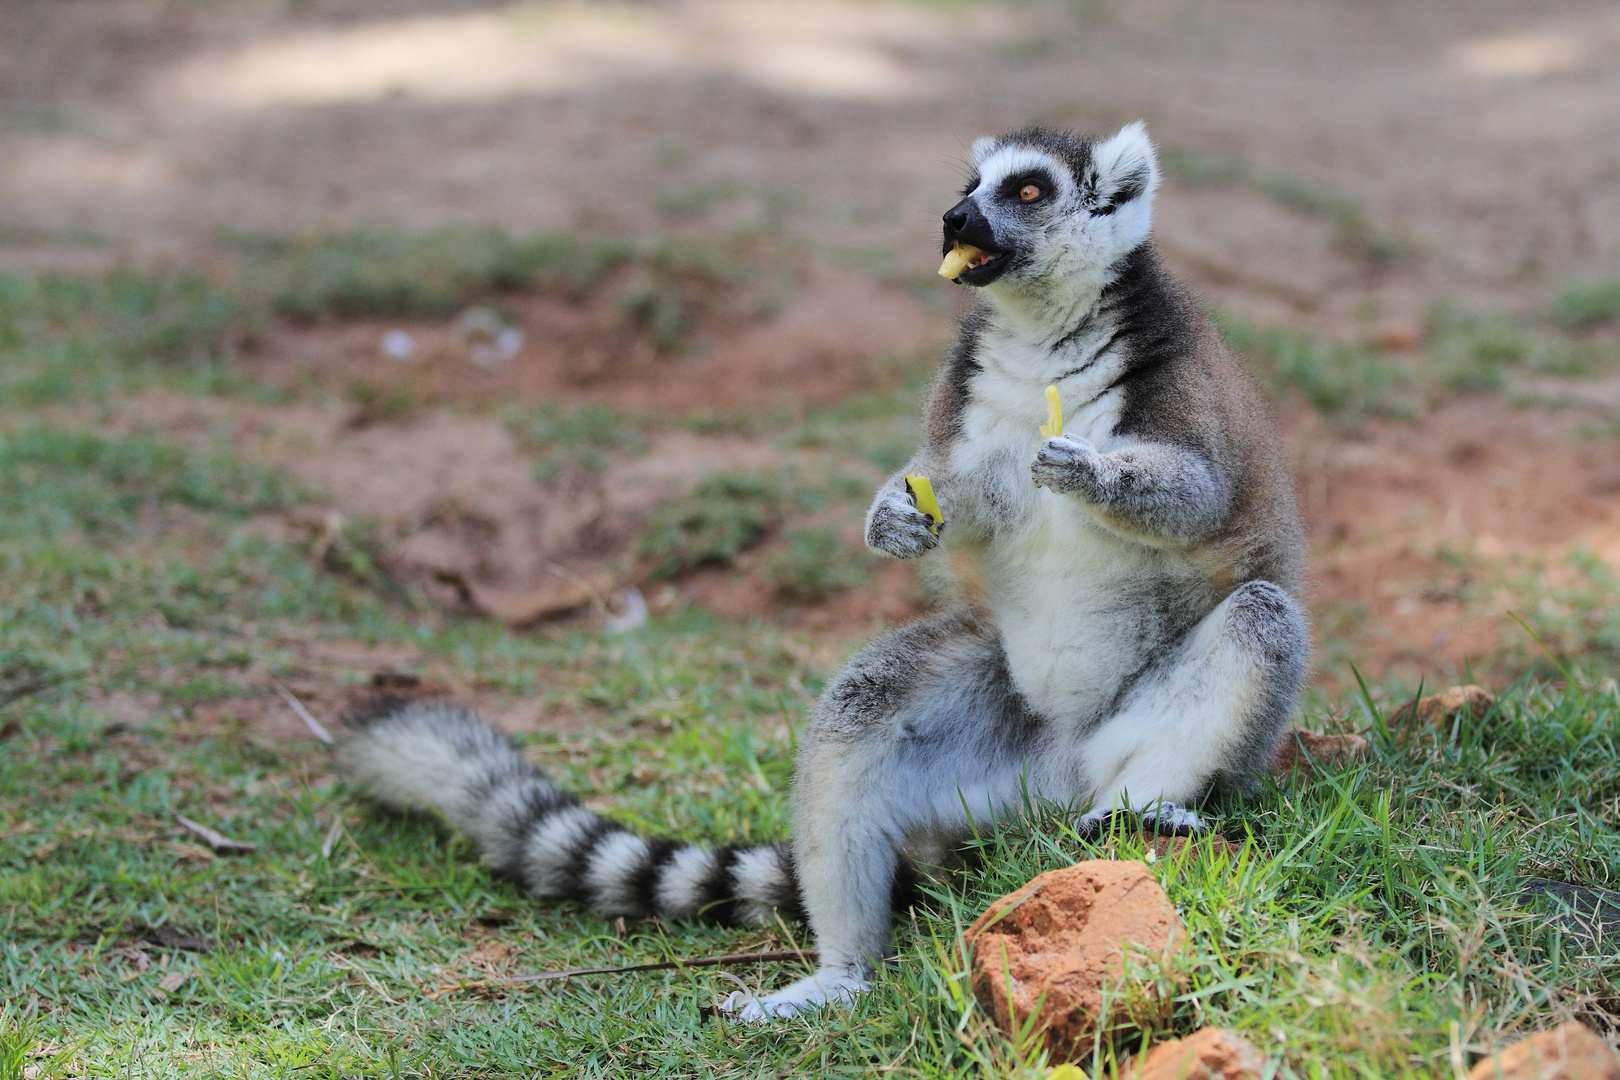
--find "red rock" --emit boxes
[1388,684,1495,734]
[1124,1028,1265,1080]
[963,861,1183,1059]
[1466,1022,1620,1080]
[1271,729,1369,776]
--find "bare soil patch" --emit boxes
[114,356,1620,695]
[1299,396,1620,685]
[250,262,945,412]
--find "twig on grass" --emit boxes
[272,679,334,744]
[504,948,818,983]
[0,671,78,709]
[176,815,258,855]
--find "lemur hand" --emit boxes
[866,486,940,558]
[1030,434,1101,496]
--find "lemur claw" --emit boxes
[1076,803,1206,841]
[1143,802,1205,836]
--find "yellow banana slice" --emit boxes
[938,243,980,280]
[1039,384,1063,439]
[905,473,944,534]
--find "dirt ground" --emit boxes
[7,0,1620,691]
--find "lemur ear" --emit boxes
[1086,121,1158,212]
[970,135,999,165]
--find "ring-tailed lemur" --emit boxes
[338,121,1308,1023]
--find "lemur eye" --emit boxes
[1019,184,1042,202]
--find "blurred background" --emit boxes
[5,0,1620,711]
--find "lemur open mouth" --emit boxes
[939,242,1012,286]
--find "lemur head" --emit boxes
[942,122,1159,295]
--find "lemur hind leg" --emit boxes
[723,610,1049,1021]
[1078,580,1308,835]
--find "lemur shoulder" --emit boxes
[337,121,1309,1025]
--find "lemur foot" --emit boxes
[866,488,940,558]
[1030,433,1100,494]
[1077,802,1205,840]
[1142,802,1204,836]
[720,968,870,1022]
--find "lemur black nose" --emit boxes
[943,204,971,233]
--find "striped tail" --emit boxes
[336,698,804,926]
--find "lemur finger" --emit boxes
[866,501,940,557]
[1030,460,1087,493]
[1034,434,1095,465]
[1031,435,1100,493]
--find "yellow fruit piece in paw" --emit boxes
[938,244,979,279]
[904,473,944,533]
[1038,384,1063,439]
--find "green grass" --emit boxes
[1553,281,1620,335]
[636,471,786,579]
[507,402,651,487]
[5,622,1618,1077]
[1219,299,1620,424]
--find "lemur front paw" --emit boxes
[1030,434,1100,495]
[866,489,939,559]
[720,969,870,1022]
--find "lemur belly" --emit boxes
[975,495,1218,726]
[954,350,1221,727]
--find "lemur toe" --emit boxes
[720,971,869,1022]
[1077,804,1204,841]
[1074,807,1133,842]
[1144,802,1205,836]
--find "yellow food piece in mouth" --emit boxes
[937,243,980,279]
[1039,384,1063,439]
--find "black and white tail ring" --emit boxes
[338,698,804,926]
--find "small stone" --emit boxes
[380,329,417,361]
[1466,1022,1620,1080]
[963,861,1184,1060]
[1124,1027,1265,1080]
[1271,729,1369,776]
[1388,684,1495,734]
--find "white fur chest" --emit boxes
[947,324,1215,725]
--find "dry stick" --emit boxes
[544,561,612,619]
[176,814,258,854]
[505,948,818,984]
[272,680,334,745]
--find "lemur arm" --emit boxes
[1030,434,1229,545]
